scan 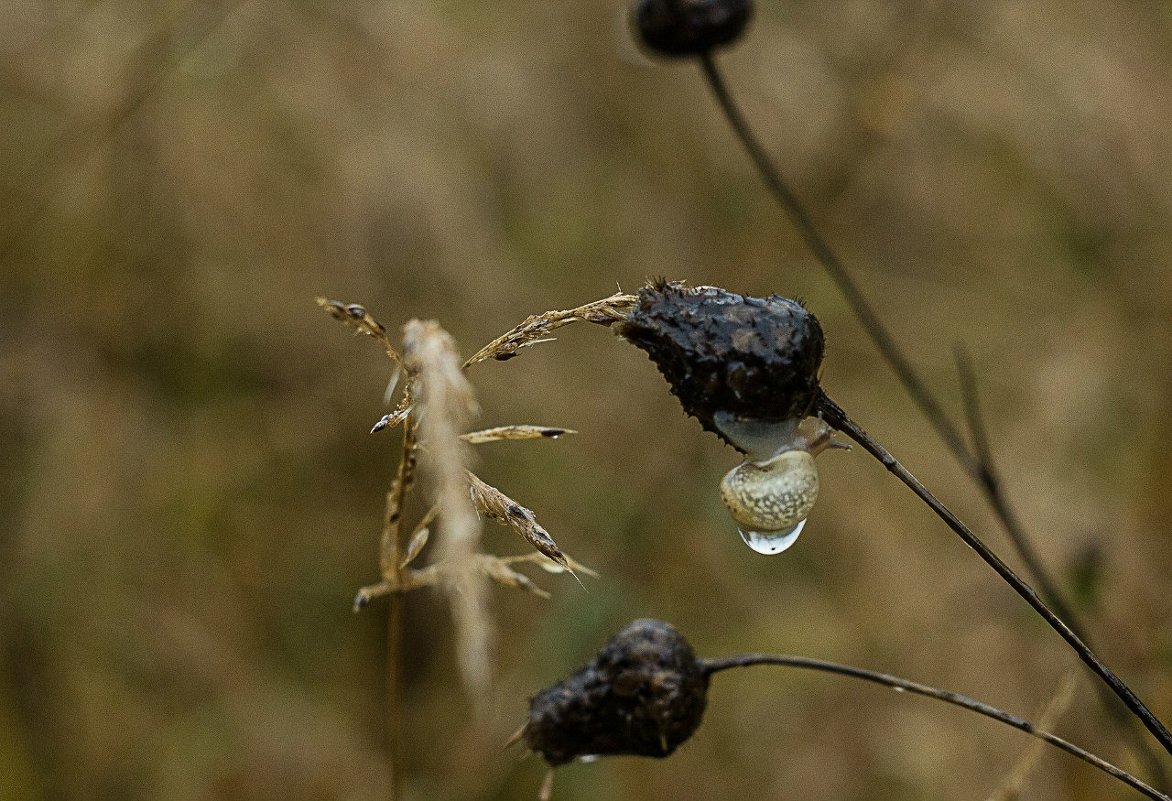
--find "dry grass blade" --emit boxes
[461,426,577,444]
[467,471,568,569]
[380,420,419,579]
[403,319,491,696]
[463,292,636,367]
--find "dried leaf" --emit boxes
[463,292,636,367]
[461,425,577,444]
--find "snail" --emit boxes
[720,449,819,534]
[616,281,839,555]
[715,415,841,554]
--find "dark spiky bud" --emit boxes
[632,0,753,58]
[522,619,709,766]
[616,281,824,448]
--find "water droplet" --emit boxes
[738,519,806,555]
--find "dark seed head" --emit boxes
[632,0,753,58]
[522,619,709,766]
[616,280,825,449]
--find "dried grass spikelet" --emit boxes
[467,472,569,570]
[463,292,636,367]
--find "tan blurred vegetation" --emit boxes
[2,0,1171,799]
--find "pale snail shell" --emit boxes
[720,448,819,532]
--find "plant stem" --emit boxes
[816,390,1172,757]
[698,49,1171,776]
[387,597,402,801]
[703,654,1169,801]
[382,421,418,801]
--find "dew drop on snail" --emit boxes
[738,518,806,555]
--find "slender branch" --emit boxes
[703,654,1169,801]
[816,390,1172,756]
[697,49,1171,776]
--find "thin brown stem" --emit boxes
[816,390,1172,757]
[697,48,1170,776]
[703,654,1169,801]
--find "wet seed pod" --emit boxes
[522,619,709,766]
[632,0,754,57]
[616,280,825,450]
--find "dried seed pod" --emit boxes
[632,0,753,57]
[522,619,709,766]
[616,281,824,449]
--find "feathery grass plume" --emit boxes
[401,319,490,695]
[319,298,594,620]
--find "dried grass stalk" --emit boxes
[463,292,636,367]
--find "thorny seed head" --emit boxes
[632,0,753,58]
[521,619,709,766]
[616,280,824,451]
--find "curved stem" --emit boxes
[698,49,1171,772]
[816,390,1172,757]
[703,654,1169,801]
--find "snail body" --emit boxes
[720,449,818,533]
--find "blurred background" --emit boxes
[2,0,1171,798]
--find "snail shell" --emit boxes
[720,449,818,532]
